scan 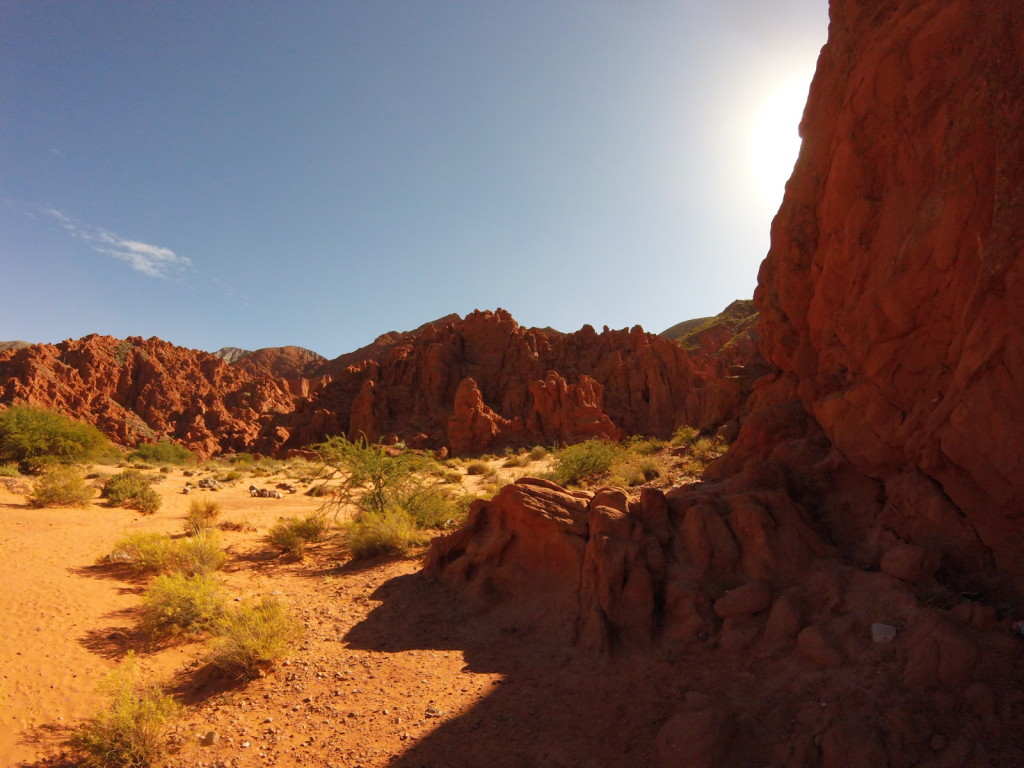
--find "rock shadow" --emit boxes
[343,573,674,768]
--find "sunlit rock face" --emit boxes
[756,0,1024,574]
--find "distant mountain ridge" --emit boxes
[0,304,761,457]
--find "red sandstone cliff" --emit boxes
[231,346,325,380]
[0,305,756,458]
[0,335,297,458]
[294,308,760,453]
[424,2,1024,765]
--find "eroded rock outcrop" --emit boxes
[425,0,1024,764]
[756,0,1024,574]
[304,307,754,453]
[0,335,298,458]
[0,303,755,458]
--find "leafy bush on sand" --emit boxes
[28,464,94,507]
[208,598,303,680]
[102,470,161,514]
[71,655,180,768]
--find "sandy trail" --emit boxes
[2,457,575,768]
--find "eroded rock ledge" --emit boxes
[426,463,1022,766]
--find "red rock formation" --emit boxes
[300,308,752,454]
[231,345,325,379]
[424,1,1024,764]
[0,335,297,458]
[0,304,756,458]
[755,0,1024,575]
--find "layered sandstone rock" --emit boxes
[304,307,754,453]
[230,345,326,379]
[0,304,756,457]
[0,335,297,458]
[425,1,1024,764]
[756,0,1024,573]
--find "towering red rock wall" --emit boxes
[424,2,1024,765]
[756,0,1024,573]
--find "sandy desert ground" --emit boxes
[2,456,679,768]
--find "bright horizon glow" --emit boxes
[0,2,829,358]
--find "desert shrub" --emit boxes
[208,598,303,680]
[609,455,660,487]
[313,436,439,517]
[689,436,724,462]
[626,435,666,456]
[184,497,221,536]
[0,462,20,477]
[228,452,256,465]
[140,572,225,639]
[70,655,180,768]
[305,483,330,497]
[528,445,548,462]
[345,508,425,559]
[671,425,700,446]
[28,464,94,507]
[402,486,467,529]
[171,532,228,575]
[102,470,161,514]
[128,440,194,466]
[266,514,330,559]
[106,533,174,573]
[218,470,243,482]
[0,405,112,469]
[546,438,622,488]
[105,531,226,575]
[502,455,527,468]
[464,461,488,475]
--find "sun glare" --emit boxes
[747,77,810,209]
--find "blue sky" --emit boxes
[1,1,827,358]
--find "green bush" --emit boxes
[208,598,303,680]
[0,462,20,477]
[402,486,458,529]
[313,436,438,517]
[0,405,112,468]
[184,497,220,536]
[140,572,225,639]
[465,460,489,475]
[671,425,700,446]
[528,445,548,462]
[625,435,666,456]
[105,533,174,573]
[28,465,94,507]
[266,514,330,559]
[71,655,180,768]
[346,508,426,559]
[546,439,622,488]
[106,531,226,575]
[609,455,660,487]
[171,532,228,575]
[102,470,161,514]
[128,440,195,466]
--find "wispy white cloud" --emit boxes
[42,207,192,279]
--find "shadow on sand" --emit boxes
[343,572,681,768]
